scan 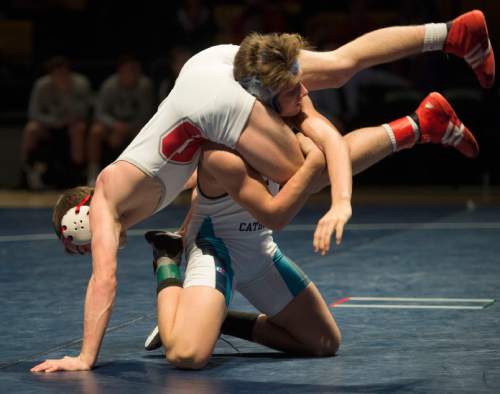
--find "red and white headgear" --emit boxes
[60,194,92,245]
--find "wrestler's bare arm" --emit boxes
[236,97,351,253]
[235,100,304,185]
[201,139,323,230]
[81,162,163,366]
[30,169,124,372]
[78,171,121,367]
[294,96,352,204]
[32,162,162,372]
[80,162,162,366]
[290,96,352,253]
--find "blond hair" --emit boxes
[234,33,309,94]
[52,186,94,238]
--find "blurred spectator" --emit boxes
[0,50,8,80]
[157,46,193,102]
[302,0,379,47]
[20,55,92,190]
[87,55,154,186]
[174,0,217,51]
[231,0,289,43]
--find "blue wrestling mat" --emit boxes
[1,201,499,393]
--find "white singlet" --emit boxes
[184,181,310,317]
[116,45,256,211]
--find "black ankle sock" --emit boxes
[220,311,259,341]
[156,278,182,294]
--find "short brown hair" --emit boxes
[52,186,94,239]
[234,33,309,94]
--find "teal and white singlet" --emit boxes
[184,182,310,317]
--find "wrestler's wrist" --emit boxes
[78,352,95,369]
[332,196,352,208]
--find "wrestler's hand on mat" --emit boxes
[313,199,352,255]
[31,355,91,373]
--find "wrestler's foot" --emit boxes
[143,231,182,351]
[382,92,479,157]
[444,10,495,88]
[145,325,162,351]
[144,230,183,272]
[416,92,479,158]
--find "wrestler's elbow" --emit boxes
[94,165,111,190]
[259,210,289,231]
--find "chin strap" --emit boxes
[60,194,92,245]
[75,194,91,214]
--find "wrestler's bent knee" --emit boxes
[309,327,341,357]
[165,346,210,370]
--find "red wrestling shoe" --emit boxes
[444,10,495,88]
[416,92,479,158]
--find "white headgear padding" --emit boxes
[61,205,91,245]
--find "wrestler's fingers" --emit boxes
[313,226,320,253]
[315,220,333,255]
[31,361,51,372]
[321,221,336,255]
[336,221,345,246]
[30,364,43,372]
[313,223,325,253]
[317,224,326,255]
[315,222,325,253]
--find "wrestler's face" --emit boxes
[64,241,91,255]
[277,81,308,117]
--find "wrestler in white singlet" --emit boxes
[117,45,255,211]
[184,180,310,317]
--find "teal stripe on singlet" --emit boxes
[272,247,310,296]
[195,217,234,305]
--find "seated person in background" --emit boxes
[157,46,193,101]
[20,56,92,190]
[87,55,154,186]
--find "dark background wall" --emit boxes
[0,0,498,188]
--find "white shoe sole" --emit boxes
[144,325,162,351]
